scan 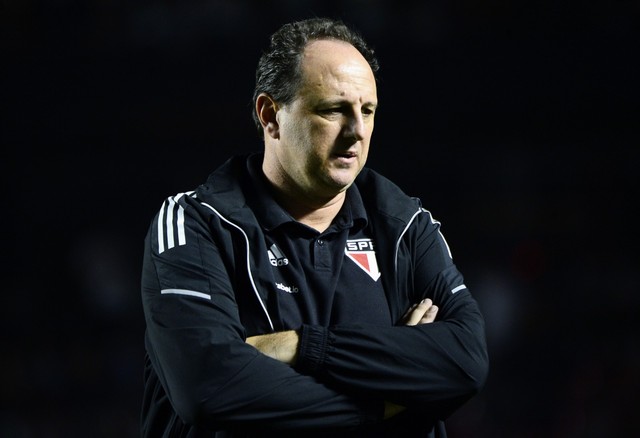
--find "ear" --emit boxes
[256,93,280,139]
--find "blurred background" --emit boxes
[3,1,638,436]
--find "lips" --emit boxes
[333,151,357,159]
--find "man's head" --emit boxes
[252,18,379,137]
[256,19,379,204]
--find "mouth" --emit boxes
[332,151,358,160]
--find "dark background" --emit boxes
[3,1,638,436]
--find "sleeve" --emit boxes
[295,211,489,419]
[141,194,381,432]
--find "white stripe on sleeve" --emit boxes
[157,200,166,254]
[173,193,187,246]
[166,197,176,250]
[176,205,186,246]
[161,289,211,300]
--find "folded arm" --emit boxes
[246,298,440,364]
[141,199,382,431]
[246,211,489,419]
[246,299,440,419]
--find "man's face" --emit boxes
[272,39,378,201]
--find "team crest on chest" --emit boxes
[345,238,381,281]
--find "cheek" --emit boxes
[360,145,370,165]
[366,120,375,138]
[297,125,330,157]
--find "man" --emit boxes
[141,17,488,437]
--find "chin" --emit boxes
[327,176,357,192]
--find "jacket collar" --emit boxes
[197,152,420,228]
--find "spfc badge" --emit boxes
[345,238,381,281]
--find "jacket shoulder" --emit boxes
[355,168,422,219]
[193,153,260,215]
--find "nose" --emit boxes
[343,112,366,142]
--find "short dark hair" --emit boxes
[252,17,379,135]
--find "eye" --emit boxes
[319,107,341,115]
[362,106,375,117]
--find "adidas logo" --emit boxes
[268,243,289,267]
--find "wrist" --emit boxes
[281,330,299,365]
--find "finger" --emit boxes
[405,299,432,326]
[419,305,439,324]
[401,303,418,320]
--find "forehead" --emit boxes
[296,39,377,103]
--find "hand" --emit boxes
[402,298,439,326]
[246,330,299,365]
[383,299,439,419]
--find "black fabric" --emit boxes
[140,153,488,437]
[243,156,390,330]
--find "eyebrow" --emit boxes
[317,98,378,108]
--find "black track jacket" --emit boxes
[141,153,489,437]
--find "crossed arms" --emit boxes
[246,299,440,419]
[142,199,488,432]
[246,298,440,365]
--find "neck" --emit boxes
[261,152,347,232]
[272,187,346,233]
